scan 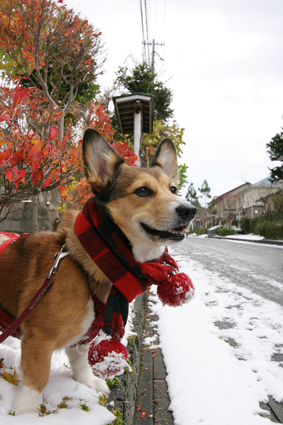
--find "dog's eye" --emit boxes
[135,187,152,197]
[170,186,177,195]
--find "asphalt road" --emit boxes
[172,236,283,306]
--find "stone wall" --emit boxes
[0,202,49,233]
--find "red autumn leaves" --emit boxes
[0,85,78,203]
[0,84,138,208]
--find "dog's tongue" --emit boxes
[173,226,184,233]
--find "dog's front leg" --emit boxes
[66,344,110,397]
[13,333,55,414]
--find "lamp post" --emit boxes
[112,93,153,165]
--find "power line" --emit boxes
[140,1,165,71]
[140,0,146,61]
[144,0,150,63]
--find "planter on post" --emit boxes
[113,93,153,165]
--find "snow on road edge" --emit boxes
[149,249,283,425]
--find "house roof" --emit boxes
[249,176,281,188]
[214,182,251,201]
[215,177,282,203]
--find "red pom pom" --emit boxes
[88,338,128,378]
[157,273,194,307]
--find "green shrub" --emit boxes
[216,228,237,237]
[250,217,261,233]
[194,227,208,235]
[232,219,239,227]
[255,221,283,240]
[240,217,250,234]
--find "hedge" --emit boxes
[240,217,283,239]
[240,217,261,234]
[255,221,283,240]
[194,227,208,235]
[216,228,237,237]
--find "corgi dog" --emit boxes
[0,129,196,414]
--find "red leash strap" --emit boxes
[0,243,69,344]
[0,275,54,344]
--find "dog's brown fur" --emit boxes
[0,129,196,414]
[0,232,90,387]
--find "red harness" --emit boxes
[0,231,20,256]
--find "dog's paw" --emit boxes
[91,375,110,398]
[75,368,110,397]
[13,385,43,414]
[66,344,110,397]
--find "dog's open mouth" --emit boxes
[141,222,185,241]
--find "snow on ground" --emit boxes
[189,233,265,241]
[0,303,136,424]
[225,233,265,241]
[0,341,115,424]
[149,248,283,425]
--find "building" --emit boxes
[238,177,282,220]
[214,177,282,224]
[214,182,251,225]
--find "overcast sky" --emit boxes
[66,0,283,198]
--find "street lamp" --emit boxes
[112,93,153,165]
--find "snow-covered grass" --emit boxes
[0,303,136,424]
[149,249,283,425]
[0,342,115,424]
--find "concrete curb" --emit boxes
[106,292,174,424]
[207,235,283,246]
[106,292,147,424]
[133,300,174,425]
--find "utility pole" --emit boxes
[151,39,155,72]
[143,39,165,73]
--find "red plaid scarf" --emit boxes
[75,197,180,342]
[74,197,179,303]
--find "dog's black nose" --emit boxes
[176,205,197,221]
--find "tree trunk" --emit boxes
[38,188,60,232]
[40,112,64,231]
[58,113,65,141]
[48,187,61,231]
[32,195,38,232]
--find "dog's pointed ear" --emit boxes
[151,138,178,185]
[82,128,124,195]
